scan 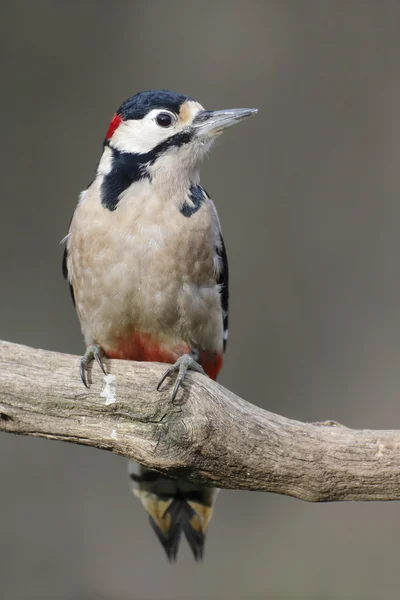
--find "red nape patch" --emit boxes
[105,113,122,140]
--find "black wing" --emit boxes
[62,245,75,306]
[206,192,229,353]
[216,233,229,352]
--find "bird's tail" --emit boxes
[128,462,217,561]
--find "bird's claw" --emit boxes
[80,359,90,389]
[80,344,106,388]
[156,366,176,391]
[94,351,107,375]
[157,354,205,401]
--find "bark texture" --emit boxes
[0,339,399,501]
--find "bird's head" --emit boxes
[102,90,257,183]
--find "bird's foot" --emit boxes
[80,344,106,388]
[157,354,205,401]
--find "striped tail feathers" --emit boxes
[179,499,209,561]
[129,462,217,561]
[140,493,182,562]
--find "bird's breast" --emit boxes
[68,181,223,356]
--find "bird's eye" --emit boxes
[155,112,173,127]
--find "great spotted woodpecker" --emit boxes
[63,90,257,560]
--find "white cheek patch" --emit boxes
[111,110,176,155]
[109,104,204,157]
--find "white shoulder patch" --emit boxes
[97,146,113,176]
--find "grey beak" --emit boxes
[193,108,258,136]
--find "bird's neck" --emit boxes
[97,145,201,211]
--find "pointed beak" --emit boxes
[192,107,258,137]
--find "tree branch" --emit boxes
[0,339,399,501]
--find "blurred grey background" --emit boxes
[1,1,400,598]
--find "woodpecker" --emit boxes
[62,90,257,561]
